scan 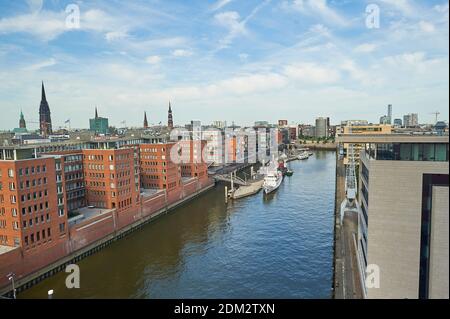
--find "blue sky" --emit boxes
[0,0,448,130]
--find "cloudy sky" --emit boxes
[0,0,448,130]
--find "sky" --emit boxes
[0,0,448,130]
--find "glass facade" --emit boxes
[361,181,369,205]
[369,143,449,162]
[361,162,369,184]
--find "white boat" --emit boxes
[263,161,283,195]
[298,151,309,160]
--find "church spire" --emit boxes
[143,111,148,128]
[168,101,173,130]
[19,109,26,129]
[39,81,52,137]
[41,81,47,102]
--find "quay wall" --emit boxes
[0,177,214,297]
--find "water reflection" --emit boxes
[20,151,336,299]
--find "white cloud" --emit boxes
[211,0,233,11]
[380,0,415,16]
[172,49,193,57]
[286,0,348,26]
[213,1,271,51]
[146,55,162,65]
[25,58,57,71]
[418,20,435,33]
[354,43,377,53]
[105,30,129,42]
[283,63,340,84]
[0,10,67,41]
[238,53,249,61]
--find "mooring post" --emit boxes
[225,186,228,203]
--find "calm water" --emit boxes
[20,150,336,299]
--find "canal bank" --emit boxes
[19,151,336,299]
[0,178,214,298]
[332,154,363,299]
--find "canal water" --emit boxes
[20,150,336,299]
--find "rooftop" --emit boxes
[68,206,115,226]
[336,133,449,144]
[0,245,18,255]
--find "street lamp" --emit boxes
[6,272,16,299]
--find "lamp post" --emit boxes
[6,273,16,299]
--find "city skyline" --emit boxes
[0,0,449,128]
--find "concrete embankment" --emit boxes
[333,156,364,299]
[300,143,337,150]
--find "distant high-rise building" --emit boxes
[89,107,109,135]
[278,120,288,127]
[315,117,329,138]
[39,82,52,137]
[143,112,149,128]
[168,102,174,130]
[380,115,390,125]
[254,121,269,127]
[387,104,392,124]
[212,121,227,129]
[394,118,403,127]
[403,113,419,127]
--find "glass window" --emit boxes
[411,144,423,161]
[435,144,447,162]
[400,144,412,160]
[423,144,435,161]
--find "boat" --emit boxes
[285,170,294,177]
[298,151,309,160]
[263,161,283,195]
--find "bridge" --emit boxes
[214,174,249,186]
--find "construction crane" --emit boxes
[430,111,440,124]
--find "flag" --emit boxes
[65,119,70,124]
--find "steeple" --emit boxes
[143,112,148,128]
[168,101,173,130]
[19,110,26,129]
[39,81,52,137]
[41,81,47,102]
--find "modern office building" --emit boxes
[339,124,392,165]
[379,115,390,125]
[315,117,329,138]
[298,124,315,138]
[387,104,392,125]
[394,118,403,127]
[404,113,419,128]
[89,108,109,135]
[339,134,449,299]
[278,120,288,127]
